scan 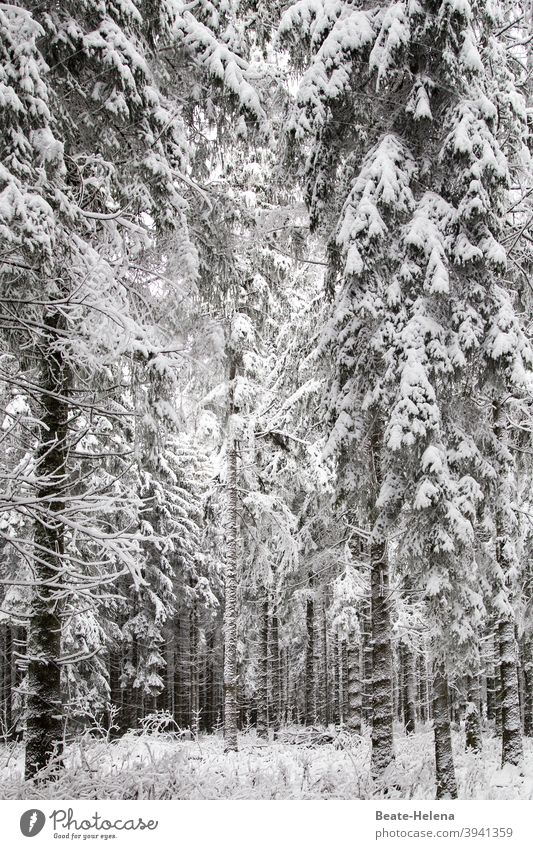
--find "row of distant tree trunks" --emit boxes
[1,618,532,743]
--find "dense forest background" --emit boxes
[0,0,532,800]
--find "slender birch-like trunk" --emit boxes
[223,355,239,751]
[25,312,68,779]
[432,659,457,799]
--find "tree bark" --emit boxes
[342,639,349,725]
[223,355,239,751]
[1,625,13,740]
[401,642,416,735]
[465,674,482,752]
[432,659,458,799]
[190,603,200,736]
[304,573,315,725]
[322,599,330,725]
[498,619,523,765]
[362,597,373,726]
[369,420,394,777]
[270,605,281,735]
[493,402,523,766]
[25,312,68,779]
[370,532,394,777]
[347,642,362,734]
[522,639,533,737]
[256,597,269,739]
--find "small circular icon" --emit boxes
[20,810,46,837]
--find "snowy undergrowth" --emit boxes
[1,727,532,800]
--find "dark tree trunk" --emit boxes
[332,635,340,725]
[318,598,328,724]
[465,674,482,752]
[370,532,394,777]
[1,625,13,740]
[362,598,373,726]
[522,639,533,737]
[190,603,200,736]
[432,659,457,799]
[204,631,215,733]
[418,653,430,723]
[109,647,123,737]
[493,404,523,766]
[486,651,497,726]
[401,643,416,735]
[305,576,315,725]
[123,636,140,731]
[342,640,349,725]
[25,312,68,779]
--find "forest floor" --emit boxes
[0,725,532,800]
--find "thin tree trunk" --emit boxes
[305,575,315,725]
[336,636,343,724]
[369,420,394,778]
[401,643,416,735]
[25,312,68,779]
[522,639,533,737]
[332,636,340,725]
[109,647,123,737]
[305,576,316,725]
[465,674,482,752]
[418,653,430,723]
[191,603,200,736]
[362,598,373,726]
[223,354,239,751]
[370,532,394,777]
[164,628,174,719]
[321,599,330,724]
[124,635,140,730]
[432,659,457,799]
[256,597,269,739]
[486,637,497,726]
[342,640,348,725]
[270,605,281,735]
[493,402,523,766]
[2,625,13,740]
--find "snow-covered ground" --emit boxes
[1,726,532,800]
